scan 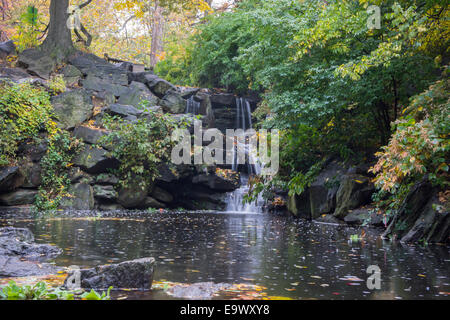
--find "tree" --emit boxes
[40,0,73,61]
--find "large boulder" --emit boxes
[60,183,95,210]
[334,174,375,219]
[82,74,129,97]
[18,48,55,79]
[150,186,173,204]
[68,53,128,81]
[0,227,62,277]
[117,81,159,108]
[73,145,119,174]
[309,161,346,219]
[343,207,384,226]
[287,191,311,219]
[210,93,236,107]
[73,125,109,145]
[383,181,449,243]
[192,171,240,192]
[0,189,37,206]
[129,72,176,98]
[105,103,142,118]
[95,174,119,185]
[0,166,24,192]
[64,257,155,290]
[160,91,186,114]
[0,40,16,58]
[61,64,82,87]
[51,89,94,129]
[117,179,152,209]
[142,196,166,209]
[93,185,118,201]
[156,163,193,183]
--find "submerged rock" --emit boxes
[64,257,155,290]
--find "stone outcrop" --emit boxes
[0,227,62,277]
[51,89,94,129]
[64,257,155,290]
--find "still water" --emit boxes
[1,210,449,299]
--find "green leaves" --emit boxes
[80,287,112,300]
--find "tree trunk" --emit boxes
[41,0,74,61]
[149,0,165,68]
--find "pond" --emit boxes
[1,210,449,300]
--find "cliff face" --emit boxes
[0,50,243,212]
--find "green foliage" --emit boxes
[80,287,112,300]
[0,82,53,166]
[12,5,41,52]
[288,160,325,197]
[370,75,450,212]
[100,105,185,188]
[0,281,74,300]
[35,130,82,212]
[47,75,67,95]
[0,281,112,300]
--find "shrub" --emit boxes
[100,106,185,188]
[0,82,53,166]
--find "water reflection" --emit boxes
[1,211,449,299]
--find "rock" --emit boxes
[192,172,240,192]
[150,186,173,204]
[117,81,159,108]
[0,67,31,82]
[287,191,311,219]
[95,174,119,185]
[0,166,24,192]
[17,140,47,162]
[309,160,346,219]
[117,179,151,209]
[68,53,128,81]
[93,185,118,201]
[334,174,374,219]
[60,183,94,210]
[210,93,236,107]
[51,89,93,129]
[314,214,344,224]
[0,40,16,58]
[179,87,200,99]
[105,103,142,118]
[0,227,34,242]
[64,257,155,290]
[18,48,55,79]
[383,181,449,243]
[82,74,129,97]
[73,125,109,145]
[98,203,124,211]
[129,72,176,98]
[0,189,37,206]
[73,145,119,174]
[156,163,193,183]
[160,91,186,114]
[142,196,166,209]
[0,257,60,278]
[0,227,62,277]
[344,208,384,226]
[61,64,82,86]
[185,190,227,210]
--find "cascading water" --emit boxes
[185,95,201,115]
[225,97,264,213]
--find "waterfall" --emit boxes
[225,97,264,213]
[185,95,201,115]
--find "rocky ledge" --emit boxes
[0,227,62,277]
